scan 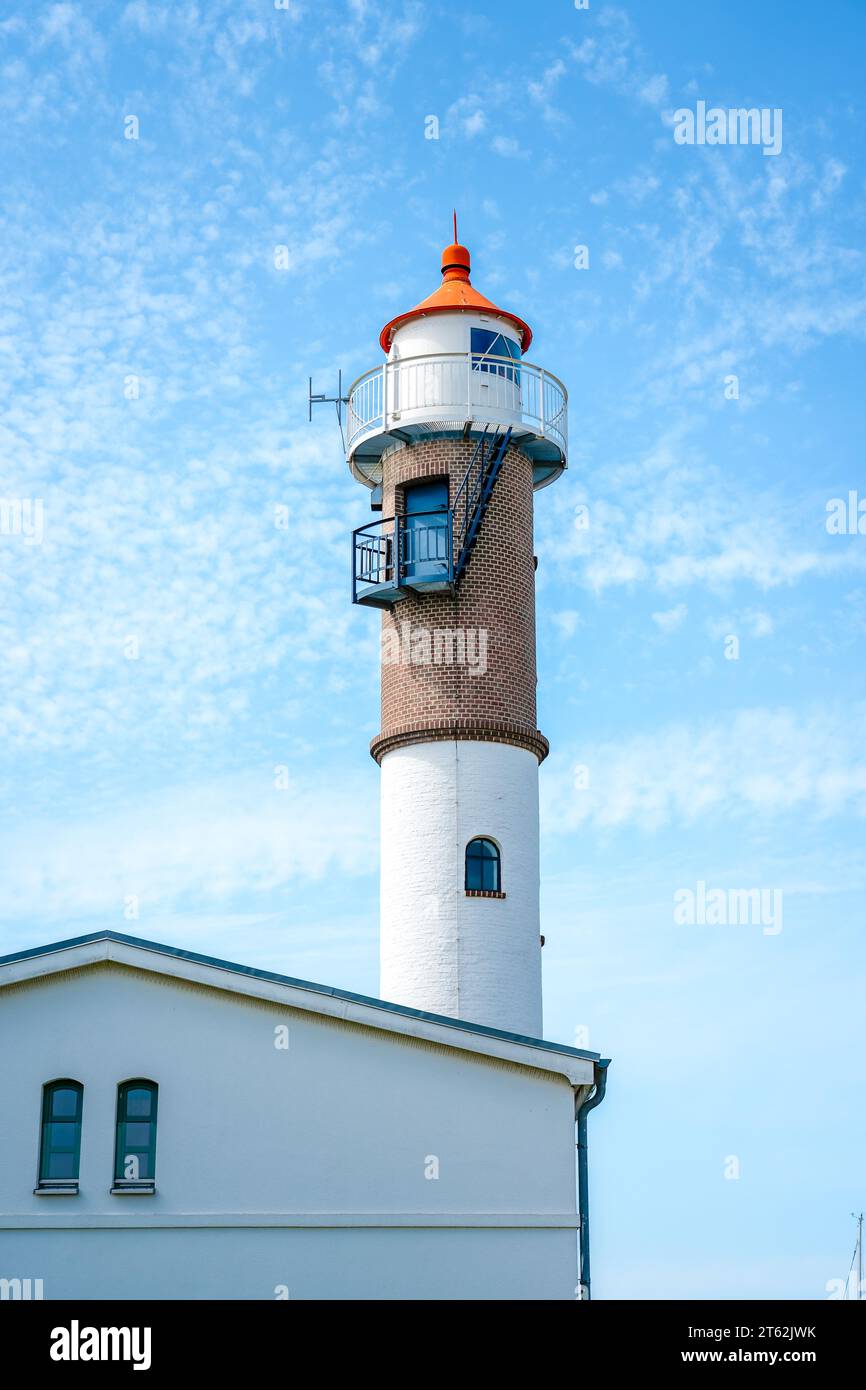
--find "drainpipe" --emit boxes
[576,1058,610,1301]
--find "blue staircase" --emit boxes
[453,426,512,583]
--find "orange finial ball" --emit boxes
[442,214,470,281]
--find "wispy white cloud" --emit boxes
[567,6,670,110]
[0,768,377,929]
[527,58,568,124]
[491,135,528,160]
[707,609,774,641]
[545,706,866,832]
[551,609,583,638]
[652,602,687,632]
[543,424,866,596]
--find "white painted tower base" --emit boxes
[379,740,542,1037]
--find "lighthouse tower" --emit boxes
[348,222,567,1038]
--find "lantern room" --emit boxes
[346,226,568,493]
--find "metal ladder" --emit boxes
[453,426,512,583]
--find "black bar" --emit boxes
[4,1297,862,1373]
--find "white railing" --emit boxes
[346,352,567,462]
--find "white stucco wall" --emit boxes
[386,312,524,425]
[0,1228,577,1302]
[389,311,521,360]
[380,740,542,1037]
[0,961,576,1300]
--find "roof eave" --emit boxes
[0,931,598,1086]
[379,304,533,354]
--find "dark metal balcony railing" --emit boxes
[352,510,454,606]
[354,517,396,591]
[352,428,512,607]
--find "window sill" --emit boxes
[465,889,506,899]
[110,1181,155,1196]
[34,1181,79,1196]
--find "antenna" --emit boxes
[453,208,458,243]
[308,370,349,452]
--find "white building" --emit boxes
[0,932,604,1300]
[0,228,609,1301]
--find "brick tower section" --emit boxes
[371,437,549,766]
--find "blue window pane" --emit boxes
[47,1122,77,1151]
[50,1088,79,1119]
[46,1151,77,1179]
[125,1089,153,1118]
[121,1151,153,1180]
[124,1122,153,1148]
[471,327,497,358]
[466,838,501,892]
[471,329,521,383]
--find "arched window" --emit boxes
[465,837,502,893]
[114,1081,158,1185]
[39,1080,83,1186]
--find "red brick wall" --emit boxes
[371,438,547,764]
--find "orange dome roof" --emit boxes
[379,224,533,354]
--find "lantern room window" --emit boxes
[470,328,521,383]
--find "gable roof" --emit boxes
[0,930,601,1087]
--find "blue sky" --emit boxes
[1,0,864,1299]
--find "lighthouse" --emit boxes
[348,221,567,1038]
